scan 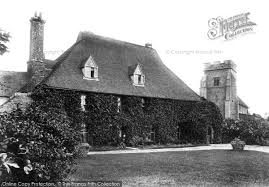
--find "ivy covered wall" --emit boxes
[32,86,223,146]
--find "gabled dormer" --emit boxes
[81,55,99,81]
[128,64,145,87]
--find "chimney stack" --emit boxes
[27,12,46,86]
[145,43,152,48]
[29,12,45,61]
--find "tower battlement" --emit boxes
[204,60,236,72]
[200,59,239,119]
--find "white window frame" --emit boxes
[131,64,145,87]
[82,55,99,81]
[133,74,145,87]
[81,94,86,111]
[117,97,121,113]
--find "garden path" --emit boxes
[87,144,269,155]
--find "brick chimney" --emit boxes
[27,12,46,86]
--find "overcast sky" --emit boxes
[0,0,268,116]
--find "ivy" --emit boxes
[28,86,223,146]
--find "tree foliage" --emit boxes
[0,87,81,182]
[222,115,269,145]
[0,29,10,55]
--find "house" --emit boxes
[0,13,201,110]
[200,60,249,120]
[1,14,223,145]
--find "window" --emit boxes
[213,77,220,86]
[134,74,145,85]
[148,126,155,142]
[138,75,142,84]
[90,67,95,78]
[80,95,86,111]
[141,98,145,108]
[82,55,99,80]
[129,64,145,87]
[177,125,180,140]
[117,97,121,113]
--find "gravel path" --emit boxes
[87,144,269,155]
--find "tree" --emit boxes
[0,87,81,182]
[0,29,10,55]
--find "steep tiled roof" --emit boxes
[238,97,248,108]
[0,93,31,113]
[20,43,78,93]
[0,71,28,97]
[1,59,56,95]
[44,59,56,69]
[42,33,201,101]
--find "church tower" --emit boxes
[200,60,239,119]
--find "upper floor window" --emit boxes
[117,97,121,113]
[129,64,145,87]
[81,94,86,111]
[141,98,145,108]
[90,67,95,78]
[213,77,220,86]
[81,55,99,80]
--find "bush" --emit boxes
[129,136,144,147]
[0,88,81,182]
[222,116,269,145]
[231,138,245,151]
[144,138,154,146]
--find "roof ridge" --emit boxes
[77,31,155,50]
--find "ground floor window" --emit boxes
[177,125,181,140]
[119,126,127,143]
[150,131,155,142]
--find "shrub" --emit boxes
[129,136,144,147]
[0,87,81,182]
[144,138,154,146]
[231,138,245,151]
[222,116,269,145]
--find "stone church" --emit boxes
[200,60,249,119]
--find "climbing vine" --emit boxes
[30,86,223,146]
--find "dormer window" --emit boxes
[81,55,99,80]
[129,64,145,87]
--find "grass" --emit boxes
[69,150,269,186]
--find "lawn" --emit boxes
[69,150,269,186]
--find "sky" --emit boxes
[0,0,268,117]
